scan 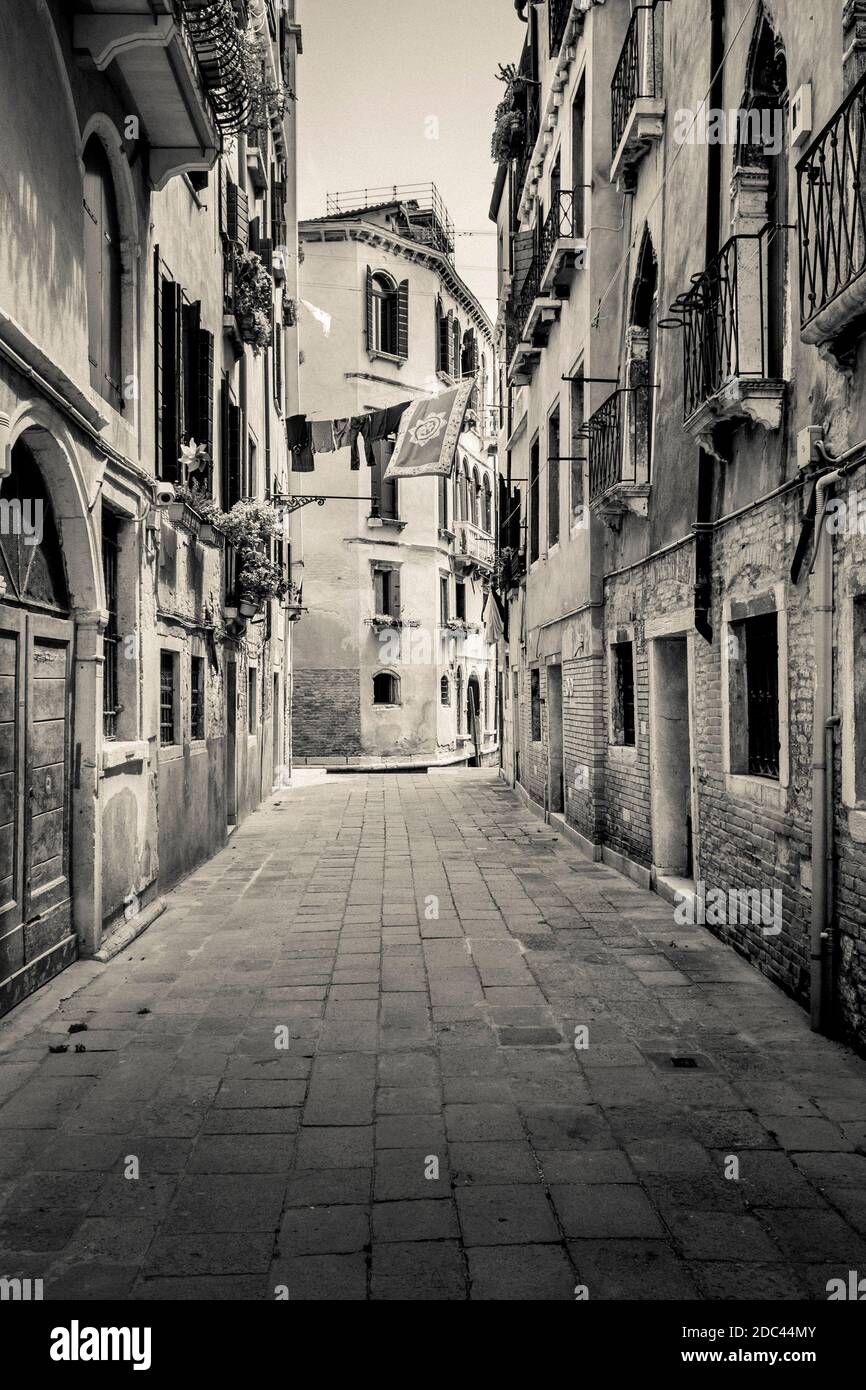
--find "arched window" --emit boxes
[465,461,475,525]
[455,668,464,732]
[483,475,493,533]
[630,229,659,474]
[373,671,400,705]
[367,269,408,359]
[440,674,450,706]
[83,135,123,409]
[484,670,490,728]
[473,468,482,527]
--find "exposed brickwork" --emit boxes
[293,669,361,758]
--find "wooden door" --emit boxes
[0,608,73,991]
[25,613,74,952]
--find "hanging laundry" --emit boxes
[310,419,336,453]
[301,299,332,337]
[332,418,353,450]
[286,415,314,472]
[384,379,475,480]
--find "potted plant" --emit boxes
[491,62,526,164]
[233,249,273,354]
[218,499,287,615]
[240,26,294,134]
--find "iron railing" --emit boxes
[549,0,573,56]
[672,226,782,422]
[516,38,541,198]
[611,3,659,160]
[587,390,625,502]
[539,189,578,270]
[325,184,455,256]
[798,67,866,331]
[180,0,250,135]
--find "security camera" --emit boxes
[154,481,176,506]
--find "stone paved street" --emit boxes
[2,769,866,1301]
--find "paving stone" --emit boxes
[370,1240,465,1300]
[455,1184,561,1245]
[451,1141,540,1186]
[295,1126,373,1169]
[269,1253,367,1300]
[550,1183,664,1239]
[371,1198,458,1242]
[279,1205,370,1255]
[467,1242,574,1300]
[569,1239,700,1300]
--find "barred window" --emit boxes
[612,642,636,747]
[190,655,205,741]
[729,611,780,779]
[102,509,120,739]
[160,651,177,745]
[531,668,542,742]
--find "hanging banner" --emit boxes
[384,377,475,481]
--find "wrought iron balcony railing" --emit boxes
[587,390,625,503]
[181,0,251,135]
[797,67,866,334]
[539,189,578,269]
[671,225,783,422]
[611,3,660,160]
[549,0,573,56]
[325,184,455,257]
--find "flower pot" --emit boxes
[238,595,262,618]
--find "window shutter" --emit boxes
[227,183,249,247]
[259,237,273,275]
[219,378,230,511]
[197,327,215,457]
[446,310,455,377]
[248,215,260,253]
[463,328,478,377]
[435,296,443,372]
[181,299,199,447]
[396,279,409,359]
[452,319,461,378]
[365,266,375,351]
[160,277,182,481]
[273,323,283,408]
[154,251,163,478]
[227,402,242,509]
[390,566,401,618]
[219,161,228,237]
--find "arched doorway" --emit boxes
[0,437,77,1015]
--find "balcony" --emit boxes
[587,387,651,525]
[325,184,455,258]
[798,68,866,357]
[73,0,250,190]
[455,523,495,574]
[671,225,786,439]
[505,235,567,386]
[610,2,665,188]
[538,190,586,295]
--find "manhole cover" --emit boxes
[641,1050,716,1073]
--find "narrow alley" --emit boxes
[1,770,865,1301]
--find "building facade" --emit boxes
[291,191,500,768]
[0,0,302,1016]
[492,0,866,1051]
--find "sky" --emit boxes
[296,0,526,324]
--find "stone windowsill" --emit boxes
[725,772,786,810]
[102,740,149,773]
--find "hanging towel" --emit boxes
[332,418,353,450]
[286,415,314,472]
[311,419,336,453]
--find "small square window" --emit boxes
[373,672,400,705]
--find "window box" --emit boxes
[166,499,202,539]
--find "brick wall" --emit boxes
[293,668,361,758]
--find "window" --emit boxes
[455,581,466,621]
[371,440,399,520]
[373,672,400,705]
[440,575,450,624]
[438,474,449,531]
[441,675,450,706]
[548,405,560,547]
[531,668,542,742]
[729,611,780,779]
[160,651,178,746]
[456,669,464,732]
[247,665,257,734]
[156,262,215,486]
[484,670,490,728]
[83,136,123,410]
[570,376,585,523]
[612,642,636,747]
[464,461,475,525]
[461,327,478,377]
[473,468,482,527]
[366,269,408,359]
[373,564,400,618]
[529,437,540,563]
[190,655,205,741]
[102,508,120,739]
[483,476,492,534]
[571,77,586,237]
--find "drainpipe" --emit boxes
[809,438,866,1029]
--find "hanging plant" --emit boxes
[282,296,297,328]
[491,62,527,163]
[219,499,287,608]
[240,27,294,132]
[233,249,273,353]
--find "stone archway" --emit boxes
[4,404,106,979]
